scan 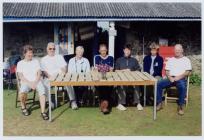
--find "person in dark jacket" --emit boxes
[143,42,163,105]
[115,44,143,111]
[143,42,163,78]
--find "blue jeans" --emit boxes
[157,78,187,106]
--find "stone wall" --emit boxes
[3,21,201,75]
[123,21,201,75]
[3,22,54,58]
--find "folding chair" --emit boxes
[15,72,36,108]
[164,76,190,107]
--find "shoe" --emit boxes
[156,103,163,111]
[177,105,184,116]
[116,104,127,111]
[71,101,78,110]
[21,108,30,116]
[137,103,143,111]
[41,112,49,120]
[100,100,109,114]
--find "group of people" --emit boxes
[16,41,191,121]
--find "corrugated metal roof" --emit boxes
[3,3,201,22]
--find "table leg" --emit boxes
[144,85,146,107]
[55,86,57,108]
[48,83,52,122]
[154,81,157,120]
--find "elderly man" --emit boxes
[156,44,192,115]
[41,42,78,110]
[94,43,114,114]
[68,46,90,106]
[115,44,143,111]
[16,45,48,120]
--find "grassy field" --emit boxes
[3,85,201,136]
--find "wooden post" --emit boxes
[54,23,59,54]
[68,23,74,55]
[108,22,117,58]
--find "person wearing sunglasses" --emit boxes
[41,42,78,110]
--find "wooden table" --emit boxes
[48,71,158,122]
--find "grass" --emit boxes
[3,85,202,136]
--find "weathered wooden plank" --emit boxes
[71,73,78,82]
[49,73,58,81]
[64,73,72,81]
[142,72,157,81]
[106,72,114,81]
[111,71,121,81]
[56,73,65,82]
[78,73,85,81]
[135,71,149,80]
[116,71,129,81]
[129,71,143,81]
[123,71,135,81]
[84,73,92,81]
[91,71,99,81]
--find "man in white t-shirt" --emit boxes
[16,45,48,120]
[68,46,90,106]
[156,44,192,115]
[41,42,78,110]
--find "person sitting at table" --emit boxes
[94,43,114,114]
[143,42,163,105]
[16,45,48,120]
[143,42,163,79]
[68,46,91,107]
[156,44,192,115]
[115,44,143,111]
[41,42,78,110]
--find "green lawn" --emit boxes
[3,85,201,136]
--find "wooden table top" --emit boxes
[49,71,157,86]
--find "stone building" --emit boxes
[3,2,201,74]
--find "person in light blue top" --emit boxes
[68,46,90,107]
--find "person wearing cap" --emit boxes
[143,42,163,79]
[143,42,164,105]
[115,44,143,111]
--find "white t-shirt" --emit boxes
[41,55,67,76]
[165,56,192,76]
[68,57,90,74]
[16,59,41,82]
[150,55,156,75]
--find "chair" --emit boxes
[15,72,36,108]
[164,76,190,107]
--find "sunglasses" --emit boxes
[49,48,55,50]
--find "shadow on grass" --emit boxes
[52,107,69,122]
